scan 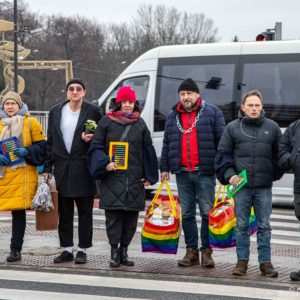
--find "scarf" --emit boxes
[106,110,140,125]
[0,115,26,178]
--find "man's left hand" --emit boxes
[81,132,93,142]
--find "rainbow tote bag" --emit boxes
[141,180,181,254]
[209,185,257,249]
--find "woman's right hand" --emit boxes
[106,162,117,171]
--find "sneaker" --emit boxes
[201,248,215,268]
[290,270,300,281]
[6,250,21,263]
[53,250,74,263]
[75,251,87,264]
[178,248,199,267]
[232,260,248,276]
[259,262,278,278]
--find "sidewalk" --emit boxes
[0,216,300,287]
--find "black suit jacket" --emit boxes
[44,100,102,197]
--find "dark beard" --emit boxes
[183,100,197,111]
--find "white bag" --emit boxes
[32,176,54,212]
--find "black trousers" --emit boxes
[105,210,139,247]
[10,210,26,251]
[58,195,94,248]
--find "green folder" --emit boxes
[226,170,248,198]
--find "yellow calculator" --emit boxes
[109,142,129,170]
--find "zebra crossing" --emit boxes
[0,269,299,300]
[1,207,298,246]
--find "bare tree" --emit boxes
[0,2,219,110]
[132,4,219,50]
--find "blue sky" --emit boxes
[26,0,300,42]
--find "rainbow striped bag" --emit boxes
[141,180,181,254]
[209,185,257,249]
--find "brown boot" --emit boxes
[178,248,199,267]
[260,262,278,278]
[232,260,248,275]
[201,248,215,268]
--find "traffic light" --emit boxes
[262,31,275,41]
[256,22,282,41]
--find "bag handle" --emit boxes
[120,125,132,142]
[149,179,178,218]
[213,185,227,207]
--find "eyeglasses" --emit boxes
[68,86,83,92]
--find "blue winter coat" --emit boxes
[160,101,225,175]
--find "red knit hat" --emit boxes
[116,86,137,103]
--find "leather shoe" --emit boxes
[120,247,134,266]
[53,250,74,263]
[7,250,21,262]
[290,270,300,281]
[75,251,87,264]
[110,247,120,267]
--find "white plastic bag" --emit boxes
[32,176,54,212]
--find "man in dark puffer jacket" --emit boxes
[215,90,282,278]
[278,119,300,281]
[160,78,225,268]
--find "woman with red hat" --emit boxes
[88,86,158,267]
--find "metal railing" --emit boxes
[29,111,49,135]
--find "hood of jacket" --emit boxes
[0,103,29,119]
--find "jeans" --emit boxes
[234,188,272,264]
[176,172,215,250]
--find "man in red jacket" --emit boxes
[161,78,225,268]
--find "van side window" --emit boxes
[100,76,149,114]
[155,58,236,132]
[241,60,300,127]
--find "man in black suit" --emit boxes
[44,78,102,264]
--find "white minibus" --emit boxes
[96,40,300,203]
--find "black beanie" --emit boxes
[66,78,86,90]
[178,78,199,94]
